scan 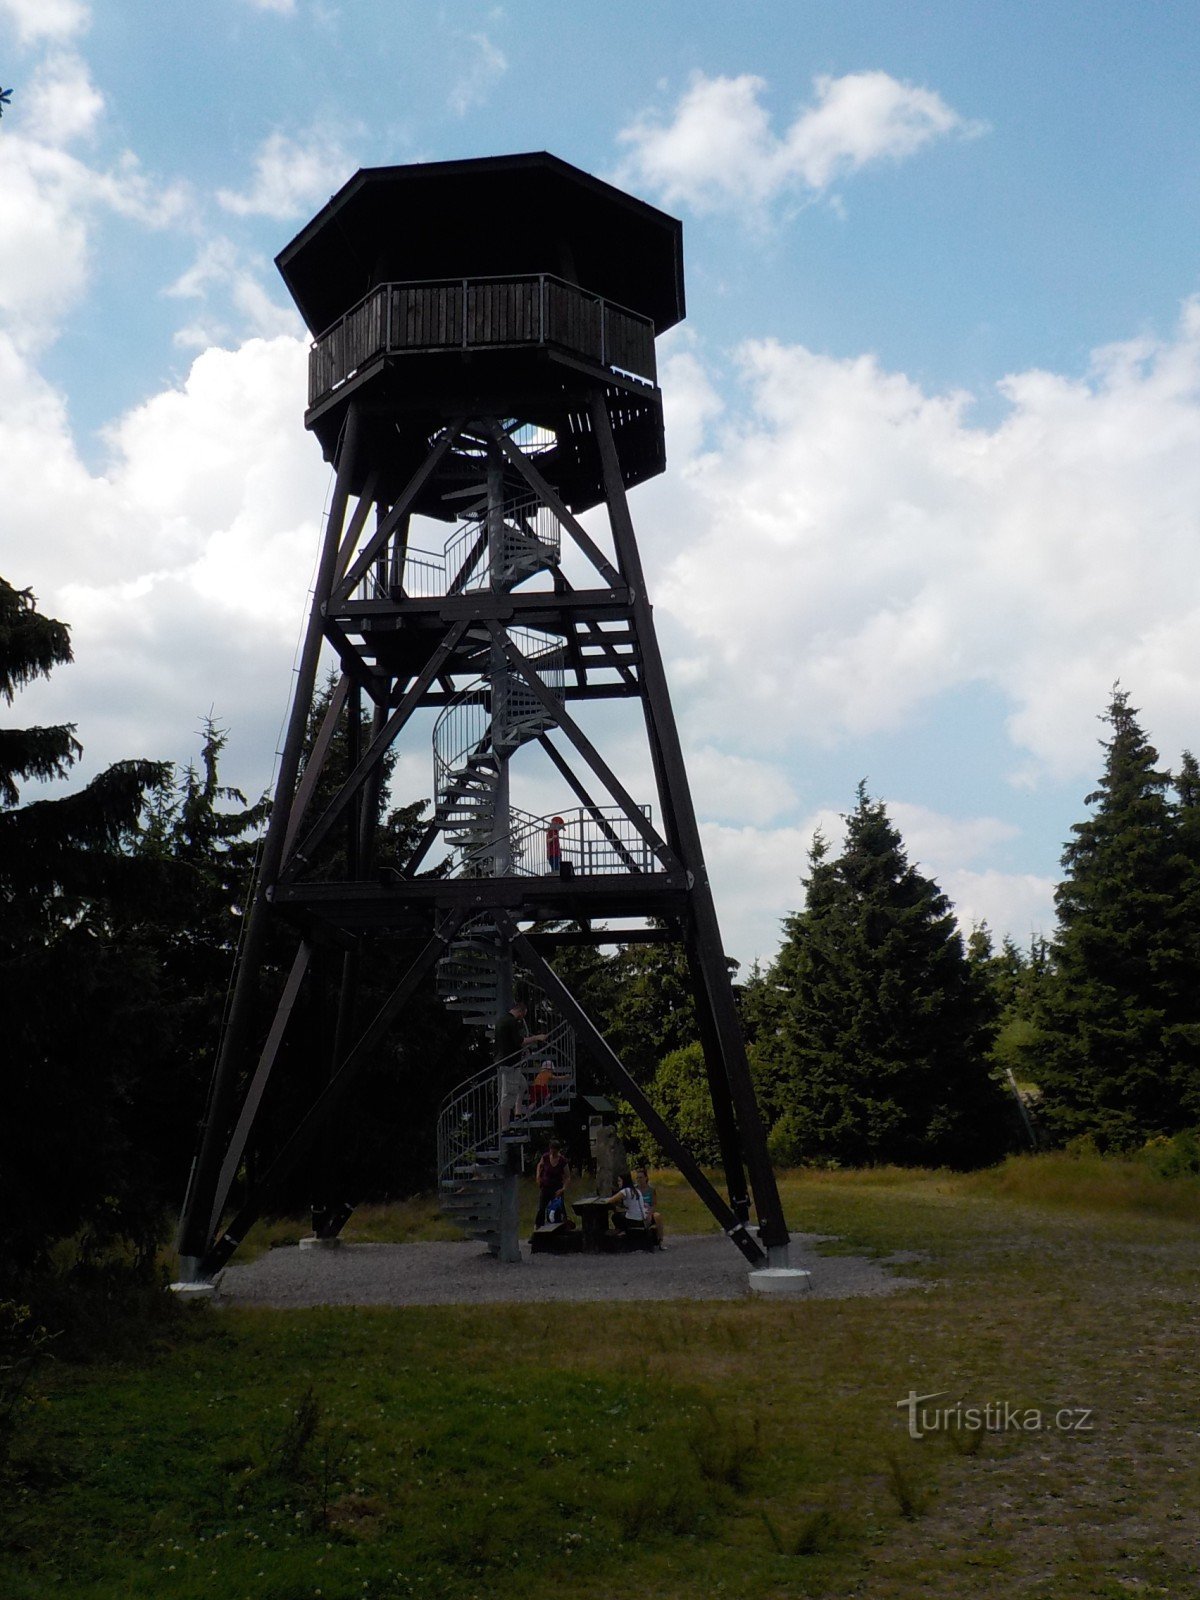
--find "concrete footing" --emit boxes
[299,1236,342,1250]
[748,1267,813,1296]
[169,1279,217,1300]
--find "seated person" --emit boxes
[604,1172,650,1233]
[634,1165,664,1246]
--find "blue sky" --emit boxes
[4,0,1200,965]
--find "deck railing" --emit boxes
[308,273,657,407]
[457,804,657,880]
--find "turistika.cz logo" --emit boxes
[897,1389,1095,1441]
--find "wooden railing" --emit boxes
[308,274,657,407]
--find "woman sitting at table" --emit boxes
[604,1172,649,1234]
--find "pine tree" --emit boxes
[121,721,272,1206]
[768,786,1007,1167]
[0,580,165,950]
[1034,689,1195,1147]
[1,579,169,1278]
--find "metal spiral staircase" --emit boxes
[419,488,580,1248]
[435,1013,576,1248]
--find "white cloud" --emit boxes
[448,31,507,117]
[617,70,980,217]
[887,802,1017,870]
[0,50,189,349]
[240,0,295,12]
[701,814,839,966]
[652,299,1200,786]
[216,130,355,220]
[688,746,797,826]
[5,333,332,797]
[939,868,1056,947]
[887,801,1055,940]
[701,805,1054,965]
[0,0,88,46]
[21,50,103,143]
[166,237,303,347]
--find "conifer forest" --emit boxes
[5,576,1200,1289]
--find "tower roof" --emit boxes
[276,151,685,340]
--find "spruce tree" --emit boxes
[1034,689,1194,1147]
[0,579,164,949]
[1,579,168,1278]
[769,786,1006,1167]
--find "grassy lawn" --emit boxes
[4,1158,1199,1598]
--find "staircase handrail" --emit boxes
[432,628,565,796]
[436,1015,576,1186]
[444,493,562,596]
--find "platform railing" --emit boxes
[456,804,656,879]
[353,496,560,602]
[308,273,657,406]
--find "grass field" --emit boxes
[3,1156,1198,1598]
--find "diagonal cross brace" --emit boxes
[335,469,381,587]
[283,674,352,859]
[333,422,464,603]
[207,941,313,1239]
[201,918,464,1277]
[502,918,765,1266]
[488,622,679,873]
[485,419,623,588]
[282,620,470,879]
[536,733,643,873]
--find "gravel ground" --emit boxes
[215,1233,927,1309]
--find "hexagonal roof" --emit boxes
[276,152,685,340]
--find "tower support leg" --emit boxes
[589,392,791,1259]
[178,405,363,1269]
[199,923,459,1278]
[505,921,765,1265]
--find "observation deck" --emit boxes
[276,152,684,511]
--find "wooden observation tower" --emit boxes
[176,153,791,1279]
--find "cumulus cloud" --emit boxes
[0,0,88,46]
[21,50,103,142]
[617,70,980,217]
[688,746,797,826]
[652,300,1200,786]
[216,129,355,220]
[166,237,303,347]
[5,333,332,794]
[448,31,507,116]
[938,868,1057,947]
[0,50,189,348]
[701,815,838,965]
[700,804,1055,965]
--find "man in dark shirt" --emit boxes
[494,1000,546,1061]
[494,1001,548,1129]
